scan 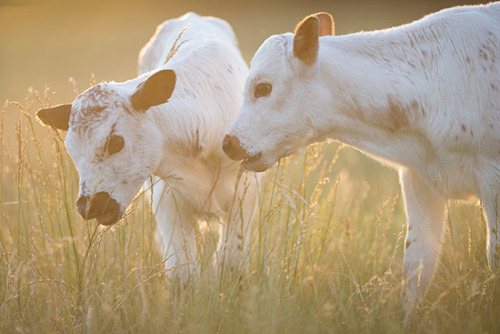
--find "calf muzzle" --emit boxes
[76,192,121,226]
[222,134,251,161]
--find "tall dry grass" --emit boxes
[0,88,499,333]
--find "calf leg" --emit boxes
[482,189,500,272]
[150,178,199,283]
[217,173,259,272]
[399,168,447,313]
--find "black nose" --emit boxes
[76,192,121,225]
[222,134,251,161]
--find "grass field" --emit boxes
[1,91,499,333]
[1,0,499,333]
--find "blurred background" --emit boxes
[0,0,487,199]
[0,0,487,205]
[0,0,484,105]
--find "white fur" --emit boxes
[228,3,500,311]
[66,12,259,281]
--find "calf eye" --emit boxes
[107,135,124,155]
[254,82,272,98]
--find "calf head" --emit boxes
[37,69,176,225]
[223,12,335,172]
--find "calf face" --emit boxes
[224,13,334,172]
[37,69,176,225]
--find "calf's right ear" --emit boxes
[316,12,335,37]
[131,69,176,112]
[36,104,72,131]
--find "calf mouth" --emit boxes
[77,192,123,226]
[242,152,270,172]
[96,209,123,226]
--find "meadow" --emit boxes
[1,0,499,332]
[1,89,499,333]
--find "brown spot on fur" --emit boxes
[492,84,498,91]
[386,96,411,132]
[406,240,412,249]
[410,100,420,110]
[461,124,466,132]
[480,49,488,61]
[351,97,423,133]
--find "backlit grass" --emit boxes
[0,89,499,333]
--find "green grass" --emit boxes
[1,90,499,333]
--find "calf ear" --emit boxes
[36,104,72,131]
[293,15,320,65]
[316,12,335,36]
[131,69,176,112]
[293,12,334,65]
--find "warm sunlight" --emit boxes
[0,0,497,332]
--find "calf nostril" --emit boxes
[222,134,250,161]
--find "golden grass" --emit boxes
[0,89,499,333]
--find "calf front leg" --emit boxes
[482,189,500,272]
[217,173,259,273]
[150,178,199,283]
[399,168,447,313]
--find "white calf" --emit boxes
[37,12,259,281]
[223,3,500,311]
